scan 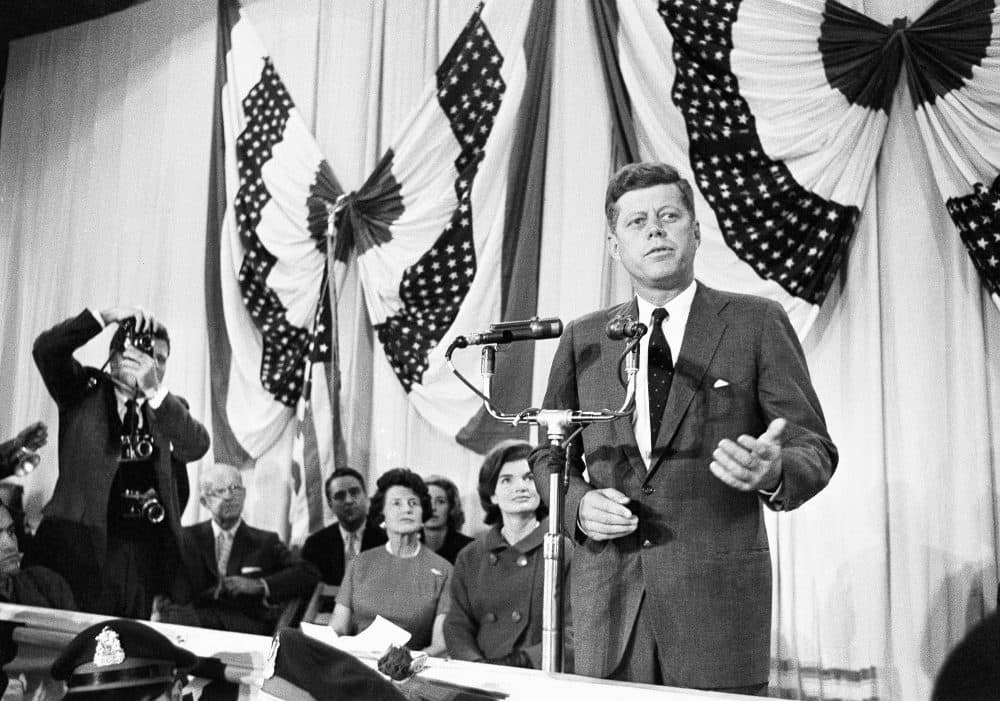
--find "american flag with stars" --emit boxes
[377,14,506,392]
[234,57,334,407]
[344,0,553,441]
[597,0,1000,332]
[946,176,1000,301]
[657,0,858,307]
[206,0,344,537]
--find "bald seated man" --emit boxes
[159,465,318,635]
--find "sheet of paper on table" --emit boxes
[299,616,411,656]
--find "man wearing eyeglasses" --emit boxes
[301,468,387,585]
[158,464,318,635]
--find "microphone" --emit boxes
[457,317,563,346]
[606,315,647,341]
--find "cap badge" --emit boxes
[93,627,127,667]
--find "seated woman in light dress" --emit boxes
[330,468,452,656]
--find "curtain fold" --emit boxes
[1,1,1000,699]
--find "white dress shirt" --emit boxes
[339,524,365,560]
[632,281,696,470]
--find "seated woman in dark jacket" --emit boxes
[422,475,473,564]
[443,440,571,670]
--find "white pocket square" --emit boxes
[713,378,730,388]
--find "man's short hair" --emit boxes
[324,467,368,499]
[604,162,696,230]
[199,464,241,497]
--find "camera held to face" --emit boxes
[121,489,165,524]
[113,317,155,357]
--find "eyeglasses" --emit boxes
[206,484,245,499]
[330,486,363,502]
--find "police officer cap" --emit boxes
[51,619,196,694]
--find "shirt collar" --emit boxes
[211,519,242,540]
[114,387,146,407]
[339,523,364,544]
[636,279,696,328]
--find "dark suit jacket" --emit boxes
[301,523,386,585]
[444,520,572,669]
[175,520,319,635]
[29,310,209,610]
[531,283,837,688]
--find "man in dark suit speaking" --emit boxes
[531,162,837,694]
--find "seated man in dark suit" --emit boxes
[161,464,318,635]
[1,501,76,697]
[301,467,386,586]
[0,502,75,608]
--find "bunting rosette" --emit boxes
[206,0,345,533]
[329,0,555,447]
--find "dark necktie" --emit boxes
[124,398,139,434]
[648,307,673,446]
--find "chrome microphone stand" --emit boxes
[446,327,643,673]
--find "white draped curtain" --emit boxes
[1,1,998,700]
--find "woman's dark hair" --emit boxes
[478,440,547,526]
[424,475,465,532]
[367,467,433,528]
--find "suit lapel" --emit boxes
[648,284,727,479]
[601,300,647,484]
[331,528,346,575]
[227,522,251,576]
[196,522,218,576]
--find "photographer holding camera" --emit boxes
[27,307,210,618]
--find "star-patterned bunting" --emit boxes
[376,9,506,392]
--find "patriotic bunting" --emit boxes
[903,0,1000,309]
[595,0,1000,334]
[333,0,553,444]
[205,0,344,534]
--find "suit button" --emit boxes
[488,553,498,565]
[642,539,652,549]
[485,613,497,622]
[642,486,654,495]
[516,555,528,567]
[511,611,522,622]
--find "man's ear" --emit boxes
[607,233,621,260]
